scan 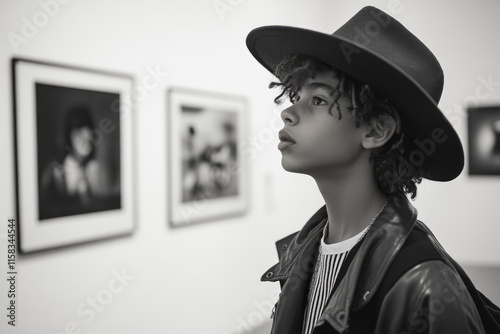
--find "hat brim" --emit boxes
[246,26,464,181]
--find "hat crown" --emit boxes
[334,6,444,103]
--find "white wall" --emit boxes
[0,0,499,333]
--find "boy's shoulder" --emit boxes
[381,221,445,289]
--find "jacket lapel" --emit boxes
[261,206,328,283]
[261,207,328,334]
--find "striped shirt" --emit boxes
[302,223,369,334]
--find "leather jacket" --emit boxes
[261,193,486,333]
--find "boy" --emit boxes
[246,6,500,334]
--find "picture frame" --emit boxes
[12,58,135,253]
[467,105,500,175]
[168,87,248,227]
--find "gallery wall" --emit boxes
[0,0,499,333]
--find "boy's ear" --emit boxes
[361,115,397,149]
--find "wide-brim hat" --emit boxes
[246,6,464,181]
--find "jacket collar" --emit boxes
[261,205,327,282]
[262,192,418,333]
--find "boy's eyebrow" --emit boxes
[308,82,336,95]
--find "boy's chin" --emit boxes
[280,159,311,175]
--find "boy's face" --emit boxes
[278,70,368,176]
[71,126,93,158]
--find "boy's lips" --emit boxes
[278,130,296,151]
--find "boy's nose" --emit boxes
[281,104,298,125]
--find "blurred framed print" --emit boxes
[168,87,247,227]
[12,58,135,253]
[468,106,500,175]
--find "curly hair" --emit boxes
[269,55,423,199]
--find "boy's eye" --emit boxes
[312,96,327,106]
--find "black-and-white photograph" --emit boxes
[169,88,247,227]
[468,106,500,175]
[36,83,122,220]
[3,2,500,334]
[12,58,135,254]
[180,104,238,202]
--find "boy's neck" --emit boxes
[312,163,388,244]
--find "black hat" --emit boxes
[246,6,464,181]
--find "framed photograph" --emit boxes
[12,58,135,253]
[468,106,500,175]
[168,87,248,227]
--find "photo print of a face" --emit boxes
[468,106,500,175]
[13,58,135,253]
[180,105,238,203]
[36,83,122,220]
